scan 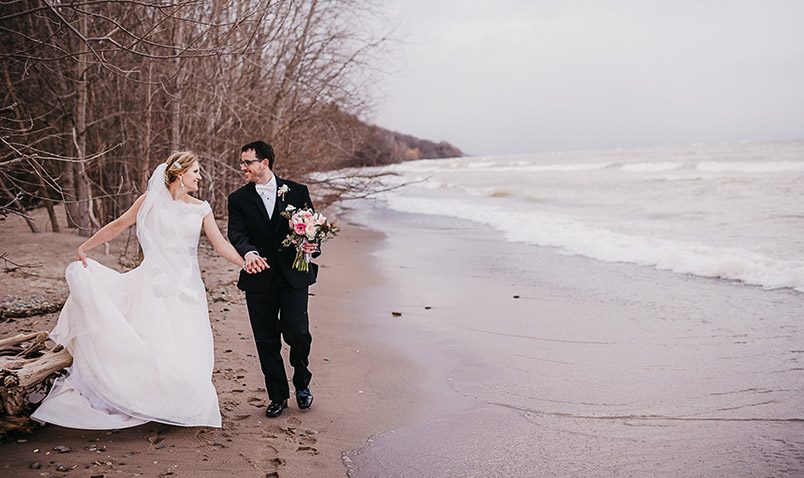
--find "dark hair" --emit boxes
[241,140,275,169]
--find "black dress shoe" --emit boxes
[296,388,313,410]
[265,399,288,418]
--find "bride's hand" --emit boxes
[244,253,269,274]
[77,247,88,268]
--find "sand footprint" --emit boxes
[238,441,285,475]
[298,433,317,446]
[280,416,301,436]
[284,416,302,428]
[247,396,266,408]
[296,428,319,455]
[279,417,319,455]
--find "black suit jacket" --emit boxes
[227,177,319,292]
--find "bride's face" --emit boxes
[181,161,201,193]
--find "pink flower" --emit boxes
[294,223,307,234]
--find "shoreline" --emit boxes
[338,200,804,477]
[3,202,803,477]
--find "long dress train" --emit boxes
[31,164,221,429]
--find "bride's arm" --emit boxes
[202,213,245,268]
[76,193,147,266]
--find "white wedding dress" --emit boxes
[31,164,221,429]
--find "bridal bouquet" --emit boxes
[281,205,339,271]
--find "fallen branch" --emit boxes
[0,299,65,321]
[0,252,44,273]
[0,332,72,440]
[0,331,48,354]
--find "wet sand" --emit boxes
[341,204,804,477]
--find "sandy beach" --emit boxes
[2,201,804,477]
[4,0,802,475]
[0,208,424,477]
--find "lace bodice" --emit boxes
[159,200,211,254]
[135,164,213,304]
[140,199,210,303]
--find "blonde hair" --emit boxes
[163,151,199,188]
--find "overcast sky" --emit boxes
[371,0,804,156]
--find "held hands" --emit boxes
[244,252,269,274]
[242,244,316,274]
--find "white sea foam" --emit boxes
[361,141,804,293]
[394,161,613,174]
[467,161,496,169]
[696,161,804,173]
[383,196,804,292]
[515,163,614,173]
[621,162,685,172]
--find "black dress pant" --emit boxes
[245,271,312,402]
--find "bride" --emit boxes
[31,151,247,429]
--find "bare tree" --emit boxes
[1,0,394,231]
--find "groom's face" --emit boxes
[240,149,271,183]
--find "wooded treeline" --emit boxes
[350,122,463,167]
[0,0,461,236]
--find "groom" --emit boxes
[227,140,320,418]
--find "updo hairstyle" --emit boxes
[163,151,199,188]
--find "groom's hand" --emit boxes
[244,251,269,274]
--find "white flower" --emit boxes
[277,184,290,199]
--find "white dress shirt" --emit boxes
[254,175,277,219]
[246,175,277,262]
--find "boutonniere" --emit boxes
[277,184,290,200]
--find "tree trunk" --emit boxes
[73,12,92,237]
[61,161,79,228]
[170,20,183,150]
[39,176,59,233]
[142,61,153,191]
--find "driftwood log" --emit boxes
[0,299,65,321]
[0,332,72,439]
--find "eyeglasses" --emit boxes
[240,159,261,167]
